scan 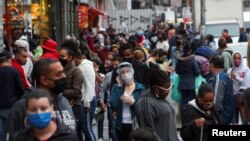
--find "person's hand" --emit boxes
[100,102,107,111]
[166,66,175,73]
[195,118,205,127]
[112,112,117,119]
[231,73,236,80]
[121,95,135,105]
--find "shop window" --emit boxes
[3,0,50,44]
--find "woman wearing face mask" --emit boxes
[59,39,85,141]
[13,88,78,141]
[227,52,249,124]
[227,52,250,124]
[110,62,145,141]
[135,63,179,141]
[181,83,220,141]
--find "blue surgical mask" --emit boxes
[27,112,52,129]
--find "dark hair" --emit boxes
[26,88,53,108]
[147,62,170,87]
[0,51,12,64]
[91,59,100,66]
[129,128,158,141]
[151,49,167,57]
[13,46,27,55]
[75,43,90,58]
[32,58,58,85]
[242,88,250,113]
[218,37,227,48]
[223,29,229,33]
[198,83,214,97]
[112,57,122,63]
[206,34,214,43]
[120,43,133,55]
[210,55,224,69]
[61,39,79,57]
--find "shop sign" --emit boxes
[78,5,89,29]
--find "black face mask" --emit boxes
[123,58,133,63]
[50,77,67,94]
[176,41,182,46]
[59,58,68,67]
[156,60,164,64]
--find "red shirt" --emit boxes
[98,48,109,63]
[12,59,30,90]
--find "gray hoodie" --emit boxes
[136,90,179,141]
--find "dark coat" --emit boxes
[0,66,24,108]
[181,100,220,141]
[13,121,78,141]
[176,57,200,90]
[62,63,84,105]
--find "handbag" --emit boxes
[171,74,181,103]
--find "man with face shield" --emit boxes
[181,83,221,141]
[110,62,145,141]
[135,63,179,141]
[5,58,76,141]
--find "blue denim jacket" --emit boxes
[208,72,234,124]
[110,82,145,130]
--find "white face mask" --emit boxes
[121,72,134,85]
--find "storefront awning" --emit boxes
[89,7,104,15]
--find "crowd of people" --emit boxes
[1,21,250,141]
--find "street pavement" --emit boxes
[90,111,183,141]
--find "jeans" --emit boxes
[83,97,97,141]
[107,106,118,141]
[0,108,10,141]
[72,104,85,141]
[116,124,132,141]
[96,110,104,139]
[232,94,247,124]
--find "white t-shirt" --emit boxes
[156,40,169,51]
[122,92,133,124]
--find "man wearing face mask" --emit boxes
[5,58,76,141]
[181,84,221,141]
[170,35,184,68]
[12,47,31,90]
[119,44,149,87]
[110,62,145,141]
[135,63,179,141]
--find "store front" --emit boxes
[3,0,51,44]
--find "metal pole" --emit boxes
[200,0,206,44]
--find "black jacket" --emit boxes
[4,91,76,141]
[180,100,220,141]
[0,66,24,108]
[13,121,78,141]
[176,57,200,90]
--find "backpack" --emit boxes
[195,46,218,60]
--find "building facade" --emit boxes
[1,0,89,50]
